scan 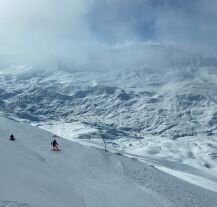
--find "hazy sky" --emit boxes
[0,0,216,70]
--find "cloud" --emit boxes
[0,0,93,57]
[0,0,216,71]
[89,0,217,51]
[155,0,217,52]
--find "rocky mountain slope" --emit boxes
[0,64,217,172]
[1,65,217,138]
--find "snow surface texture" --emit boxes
[1,116,217,207]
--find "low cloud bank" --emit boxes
[0,0,216,71]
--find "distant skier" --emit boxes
[51,139,61,151]
[9,134,15,141]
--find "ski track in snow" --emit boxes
[0,200,30,207]
[38,122,217,194]
[1,117,217,207]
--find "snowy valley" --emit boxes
[1,65,217,169]
[0,63,217,206]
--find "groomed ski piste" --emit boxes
[1,116,217,207]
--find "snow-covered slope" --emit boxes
[1,65,217,173]
[1,116,217,207]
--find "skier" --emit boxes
[51,139,61,151]
[9,134,15,141]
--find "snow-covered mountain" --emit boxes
[0,63,217,175]
[1,64,217,137]
[1,116,217,207]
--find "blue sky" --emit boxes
[88,0,216,48]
